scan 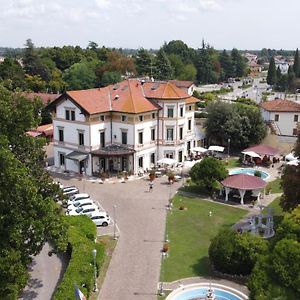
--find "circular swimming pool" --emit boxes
[166,283,248,300]
[229,168,270,180]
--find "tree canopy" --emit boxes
[190,157,228,192]
[205,101,266,149]
[0,85,67,297]
[209,229,267,275]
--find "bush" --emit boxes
[209,229,268,276]
[52,216,105,300]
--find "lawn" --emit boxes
[224,158,241,169]
[266,177,282,194]
[263,196,284,216]
[161,196,247,282]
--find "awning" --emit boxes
[66,151,88,162]
[208,145,224,152]
[91,144,135,156]
[241,151,261,158]
[192,147,208,153]
[157,158,177,165]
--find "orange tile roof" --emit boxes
[50,79,193,115]
[143,81,190,99]
[260,99,300,112]
[169,80,194,88]
[67,79,159,114]
[25,93,60,105]
[185,96,199,104]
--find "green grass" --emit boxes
[263,197,284,216]
[266,178,283,194]
[224,158,241,169]
[161,196,247,282]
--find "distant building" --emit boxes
[25,93,61,105]
[47,79,199,175]
[169,80,195,96]
[260,99,300,136]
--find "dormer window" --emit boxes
[65,109,75,121]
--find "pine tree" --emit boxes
[288,66,296,92]
[266,56,276,85]
[135,48,153,77]
[293,48,300,78]
[154,49,174,80]
[219,50,234,80]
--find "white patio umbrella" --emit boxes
[192,147,208,153]
[208,145,224,152]
[285,152,298,161]
[157,158,177,166]
[286,160,299,166]
[241,151,261,158]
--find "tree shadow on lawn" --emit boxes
[192,256,211,277]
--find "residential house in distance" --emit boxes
[48,79,199,176]
[169,80,195,96]
[260,99,300,136]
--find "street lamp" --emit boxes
[92,249,98,292]
[113,205,117,240]
[227,138,231,158]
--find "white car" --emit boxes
[89,211,111,227]
[62,186,79,198]
[67,199,95,212]
[67,193,90,206]
[67,203,99,216]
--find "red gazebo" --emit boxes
[242,144,280,157]
[221,173,267,204]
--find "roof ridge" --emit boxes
[127,79,136,113]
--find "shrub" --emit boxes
[209,229,268,275]
[52,216,105,300]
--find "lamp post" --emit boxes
[92,249,98,292]
[113,205,117,240]
[227,138,231,158]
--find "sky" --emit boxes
[0,0,299,50]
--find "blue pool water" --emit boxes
[172,287,242,300]
[229,168,269,180]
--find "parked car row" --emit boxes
[58,184,111,227]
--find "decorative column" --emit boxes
[224,187,230,202]
[239,189,246,205]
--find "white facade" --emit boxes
[261,109,299,136]
[52,96,197,175]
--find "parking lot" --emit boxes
[52,172,181,300]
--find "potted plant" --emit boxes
[149,169,156,181]
[167,172,175,184]
[162,243,169,253]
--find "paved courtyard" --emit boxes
[52,172,181,300]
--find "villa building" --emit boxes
[48,79,199,176]
[260,99,300,136]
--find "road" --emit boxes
[52,173,181,300]
[19,243,68,300]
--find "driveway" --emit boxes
[19,243,68,300]
[53,174,181,300]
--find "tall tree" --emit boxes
[219,50,234,80]
[154,49,174,80]
[135,48,153,77]
[266,56,277,85]
[231,48,247,77]
[288,65,297,92]
[0,85,67,297]
[0,58,26,90]
[280,132,300,211]
[293,48,300,78]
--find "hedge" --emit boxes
[52,216,105,300]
